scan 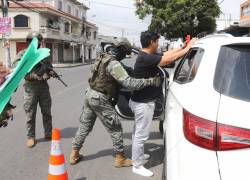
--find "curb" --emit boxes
[53,61,94,68]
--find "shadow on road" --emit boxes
[75,178,87,180]
[77,142,164,169]
[61,127,78,138]
[123,131,163,140]
[79,148,114,162]
[144,143,164,169]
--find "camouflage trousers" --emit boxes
[72,87,124,153]
[23,81,52,138]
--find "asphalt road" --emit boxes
[0,57,164,180]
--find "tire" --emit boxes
[161,135,166,180]
[159,120,163,134]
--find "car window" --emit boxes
[214,44,250,102]
[174,48,204,84]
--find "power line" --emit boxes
[10,0,84,21]
[83,0,135,9]
[89,17,150,24]
[216,18,239,21]
[219,0,225,4]
[90,19,144,32]
[90,19,125,30]
[10,0,52,17]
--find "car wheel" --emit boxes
[159,120,163,134]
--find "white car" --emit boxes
[163,34,250,180]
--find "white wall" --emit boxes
[53,43,58,63]
[8,11,40,39]
[0,11,40,63]
[0,41,18,65]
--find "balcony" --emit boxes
[39,26,61,39]
[72,34,81,42]
[39,26,84,43]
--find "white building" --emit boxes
[240,0,250,31]
[0,0,98,63]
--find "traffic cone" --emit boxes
[48,128,68,180]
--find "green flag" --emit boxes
[0,37,50,113]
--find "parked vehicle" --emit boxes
[168,38,184,50]
[163,34,250,180]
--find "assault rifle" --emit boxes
[36,61,68,87]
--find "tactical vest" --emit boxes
[88,54,119,99]
[14,49,48,82]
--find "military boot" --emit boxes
[26,138,36,148]
[114,152,133,168]
[44,134,51,141]
[70,149,83,165]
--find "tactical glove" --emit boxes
[25,72,43,81]
[145,76,161,87]
[42,73,50,80]
[0,103,15,128]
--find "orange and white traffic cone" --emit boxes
[48,128,68,180]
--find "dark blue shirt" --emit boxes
[131,51,162,102]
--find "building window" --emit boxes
[86,27,91,39]
[75,9,79,17]
[242,5,250,16]
[58,0,63,10]
[93,31,97,39]
[64,22,70,33]
[82,12,86,19]
[14,15,29,27]
[67,5,71,14]
[47,18,60,30]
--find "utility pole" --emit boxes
[121,28,124,38]
[1,0,11,68]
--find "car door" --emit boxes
[115,66,169,121]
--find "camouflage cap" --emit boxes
[26,31,43,42]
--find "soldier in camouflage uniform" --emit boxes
[13,32,52,148]
[0,63,14,128]
[70,40,161,167]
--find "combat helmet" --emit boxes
[26,31,43,43]
[113,38,132,55]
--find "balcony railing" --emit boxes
[39,26,94,43]
[39,26,61,40]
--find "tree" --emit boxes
[135,0,220,39]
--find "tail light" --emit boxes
[183,109,250,151]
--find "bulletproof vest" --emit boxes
[88,53,119,98]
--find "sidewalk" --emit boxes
[52,59,95,68]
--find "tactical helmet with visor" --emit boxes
[26,31,43,43]
[113,39,132,55]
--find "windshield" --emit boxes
[214,44,250,102]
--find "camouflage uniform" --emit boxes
[13,49,52,138]
[0,64,14,128]
[72,54,158,152]
[0,102,15,128]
